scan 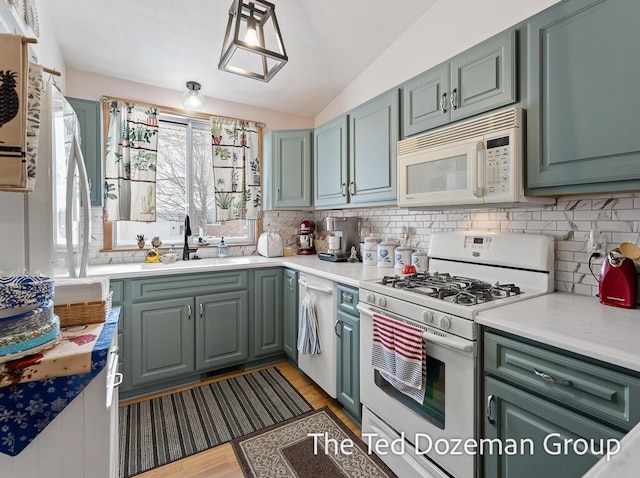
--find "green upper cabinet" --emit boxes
[270,129,313,209]
[348,88,399,206]
[401,29,517,138]
[314,115,349,208]
[402,63,450,136]
[526,0,640,195]
[67,97,103,206]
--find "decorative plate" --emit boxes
[0,276,54,310]
[25,0,39,38]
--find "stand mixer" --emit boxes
[296,220,316,255]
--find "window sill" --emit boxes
[99,242,256,253]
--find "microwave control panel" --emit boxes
[485,136,511,195]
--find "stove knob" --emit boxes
[376,296,387,308]
[422,311,434,323]
[366,293,376,303]
[439,316,451,330]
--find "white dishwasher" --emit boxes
[297,272,337,398]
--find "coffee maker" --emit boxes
[296,220,316,255]
[318,216,359,262]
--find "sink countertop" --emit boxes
[86,255,388,287]
[476,292,640,373]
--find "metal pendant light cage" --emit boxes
[219,0,288,82]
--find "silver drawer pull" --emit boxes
[534,368,572,386]
[486,394,495,424]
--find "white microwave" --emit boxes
[397,107,553,208]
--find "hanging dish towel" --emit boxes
[371,312,426,403]
[0,33,29,189]
[297,293,321,355]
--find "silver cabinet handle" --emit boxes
[187,305,192,319]
[288,277,294,292]
[534,369,572,386]
[199,303,204,318]
[349,181,355,195]
[450,88,458,109]
[440,92,447,113]
[486,394,495,424]
[341,182,347,197]
[341,291,354,304]
[335,319,341,337]
[277,188,281,200]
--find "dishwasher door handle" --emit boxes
[298,278,333,295]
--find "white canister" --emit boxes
[377,240,397,268]
[362,236,380,266]
[394,245,415,270]
[411,251,429,273]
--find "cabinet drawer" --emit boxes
[485,332,640,431]
[337,284,359,315]
[110,280,124,304]
[131,271,248,302]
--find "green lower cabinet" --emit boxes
[336,310,360,422]
[130,297,195,388]
[196,291,249,371]
[252,269,283,358]
[282,269,298,364]
[483,376,624,478]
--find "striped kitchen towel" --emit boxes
[371,313,426,403]
[0,33,29,189]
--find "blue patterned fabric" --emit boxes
[0,307,119,456]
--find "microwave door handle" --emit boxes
[471,141,485,198]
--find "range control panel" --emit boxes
[464,236,493,251]
[485,136,511,195]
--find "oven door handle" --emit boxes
[356,303,474,354]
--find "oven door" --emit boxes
[397,137,484,208]
[358,303,476,478]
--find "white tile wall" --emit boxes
[89,191,640,298]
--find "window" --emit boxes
[114,115,255,248]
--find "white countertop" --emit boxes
[476,292,640,373]
[86,254,388,287]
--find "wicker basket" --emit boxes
[54,291,113,328]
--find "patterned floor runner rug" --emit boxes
[119,367,313,477]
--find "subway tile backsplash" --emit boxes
[89,191,640,298]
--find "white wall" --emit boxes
[315,0,561,124]
[65,69,314,135]
[0,0,65,273]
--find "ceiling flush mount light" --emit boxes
[182,81,206,111]
[219,0,288,82]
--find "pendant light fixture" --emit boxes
[218,0,288,82]
[182,81,205,111]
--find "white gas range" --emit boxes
[357,231,554,478]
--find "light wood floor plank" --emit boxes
[125,360,360,478]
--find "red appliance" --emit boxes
[599,249,637,309]
[297,220,316,255]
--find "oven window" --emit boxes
[374,354,446,429]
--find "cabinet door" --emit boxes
[253,269,283,358]
[196,291,249,371]
[402,63,450,137]
[282,269,298,364]
[67,97,103,206]
[130,297,194,387]
[336,310,360,421]
[348,89,399,206]
[450,29,517,122]
[314,116,349,208]
[272,130,313,209]
[484,376,624,478]
[526,0,640,194]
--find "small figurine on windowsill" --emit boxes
[348,245,359,263]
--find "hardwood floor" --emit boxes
[121,360,361,478]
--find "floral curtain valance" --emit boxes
[103,100,159,222]
[211,118,261,222]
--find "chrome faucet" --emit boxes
[182,215,198,260]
